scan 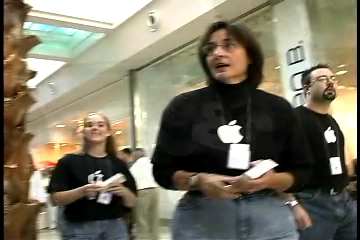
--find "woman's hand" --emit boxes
[107,183,131,197]
[197,173,242,199]
[107,183,137,207]
[82,183,103,199]
[292,204,312,230]
[228,170,274,194]
[51,183,103,206]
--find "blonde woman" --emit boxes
[48,113,137,240]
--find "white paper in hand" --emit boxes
[97,173,126,190]
[243,159,278,179]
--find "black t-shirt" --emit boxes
[152,81,313,192]
[295,106,349,191]
[48,153,137,222]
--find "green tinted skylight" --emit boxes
[23,22,105,59]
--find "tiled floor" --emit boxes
[38,226,172,240]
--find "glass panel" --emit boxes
[134,42,206,155]
[235,6,282,96]
[29,77,131,168]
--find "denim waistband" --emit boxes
[187,189,275,199]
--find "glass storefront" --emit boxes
[29,76,132,168]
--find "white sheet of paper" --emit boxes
[227,144,250,170]
[243,159,279,179]
[329,157,343,175]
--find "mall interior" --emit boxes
[8,0,357,239]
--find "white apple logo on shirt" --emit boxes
[217,120,244,144]
[324,126,336,143]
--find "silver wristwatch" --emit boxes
[285,199,299,208]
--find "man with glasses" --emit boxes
[284,64,357,240]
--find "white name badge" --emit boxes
[97,192,113,205]
[227,144,250,170]
[329,157,343,175]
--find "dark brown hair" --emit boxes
[198,21,264,87]
[301,63,331,93]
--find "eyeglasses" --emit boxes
[201,41,239,56]
[312,75,338,83]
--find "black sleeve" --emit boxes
[151,94,193,190]
[276,105,314,192]
[47,155,72,193]
[117,161,137,195]
[152,148,182,190]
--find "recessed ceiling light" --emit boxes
[337,64,346,68]
[335,70,348,75]
[274,66,280,70]
[55,124,66,128]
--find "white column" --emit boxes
[273,0,314,106]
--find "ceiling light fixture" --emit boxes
[335,70,348,76]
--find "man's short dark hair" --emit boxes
[198,21,264,87]
[120,147,132,155]
[301,63,331,92]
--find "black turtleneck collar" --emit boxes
[211,79,253,103]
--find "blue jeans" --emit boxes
[172,190,299,240]
[59,218,128,240]
[296,190,357,240]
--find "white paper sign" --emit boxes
[329,157,342,175]
[227,144,250,170]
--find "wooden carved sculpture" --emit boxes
[4,0,43,239]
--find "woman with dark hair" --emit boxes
[152,21,313,239]
[48,112,137,240]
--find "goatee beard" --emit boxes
[322,86,336,101]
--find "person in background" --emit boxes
[130,148,160,240]
[48,112,137,240]
[118,148,135,168]
[285,64,357,240]
[151,21,313,240]
[117,147,136,240]
[43,167,58,229]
